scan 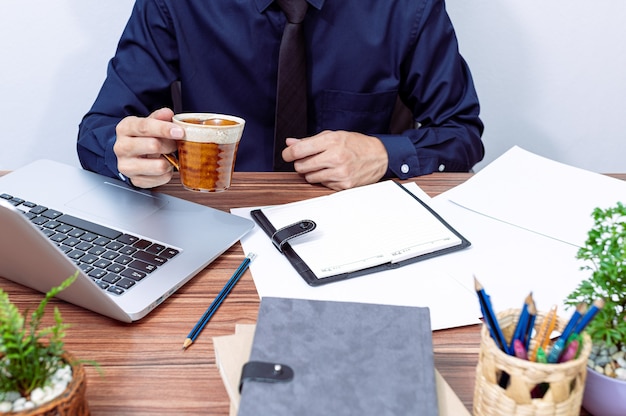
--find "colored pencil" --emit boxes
[508,292,533,355]
[572,298,604,336]
[529,304,557,362]
[474,276,507,352]
[547,302,586,363]
[182,253,256,350]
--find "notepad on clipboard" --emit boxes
[251,180,470,286]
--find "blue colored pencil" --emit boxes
[508,292,532,355]
[572,298,604,336]
[524,299,537,351]
[182,253,257,350]
[547,302,586,363]
[474,276,507,352]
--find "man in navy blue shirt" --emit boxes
[78,0,484,190]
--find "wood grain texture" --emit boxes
[1,171,624,415]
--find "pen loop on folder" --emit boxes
[271,219,316,253]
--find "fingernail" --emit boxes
[170,127,184,139]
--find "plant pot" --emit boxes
[582,366,626,416]
[3,353,89,416]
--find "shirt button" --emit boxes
[400,164,410,174]
[438,164,445,172]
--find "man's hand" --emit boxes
[282,130,388,190]
[114,108,184,188]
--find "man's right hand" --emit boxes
[113,108,184,188]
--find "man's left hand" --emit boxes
[282,130,388,190]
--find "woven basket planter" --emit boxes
[473,308,591,416]
[4,352,89,416]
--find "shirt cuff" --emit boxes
[377,134,421,179]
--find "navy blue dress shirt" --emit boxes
[78,0,484,181]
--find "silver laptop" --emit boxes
[0,159,254,322]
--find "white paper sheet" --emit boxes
[231,184,481,331]
[232,148,621,330]
[427,197,588,317]
[443,146,626,247]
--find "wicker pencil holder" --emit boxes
[473,308,591,416]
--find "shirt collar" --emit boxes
[254,0,325,13]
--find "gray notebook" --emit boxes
[238,297,439,416]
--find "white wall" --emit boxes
[0,0,135,170]
[447,0,626,173]
[1,1,625,173]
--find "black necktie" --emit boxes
[273,0,309,171]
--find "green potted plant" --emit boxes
[565,201,626,415]
[0,272,90,415]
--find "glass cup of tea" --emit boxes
[165,113,245,192]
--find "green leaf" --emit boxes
[0,272,79,397]
[568,202,626,348]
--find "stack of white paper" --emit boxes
[232,146,626,329]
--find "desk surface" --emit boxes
[2,171,624,415]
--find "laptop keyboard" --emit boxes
[1,193,180,296]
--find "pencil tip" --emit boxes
[473,275,482,290]
[182,338,192,350]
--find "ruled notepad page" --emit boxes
[258,181,462,278]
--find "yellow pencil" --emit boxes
[530,304,557,362]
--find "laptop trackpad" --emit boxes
[66,182,168,224]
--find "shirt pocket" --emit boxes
[317,90,398,134]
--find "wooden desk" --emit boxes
[2,171,624,415]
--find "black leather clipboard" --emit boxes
[250,181,470,286]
